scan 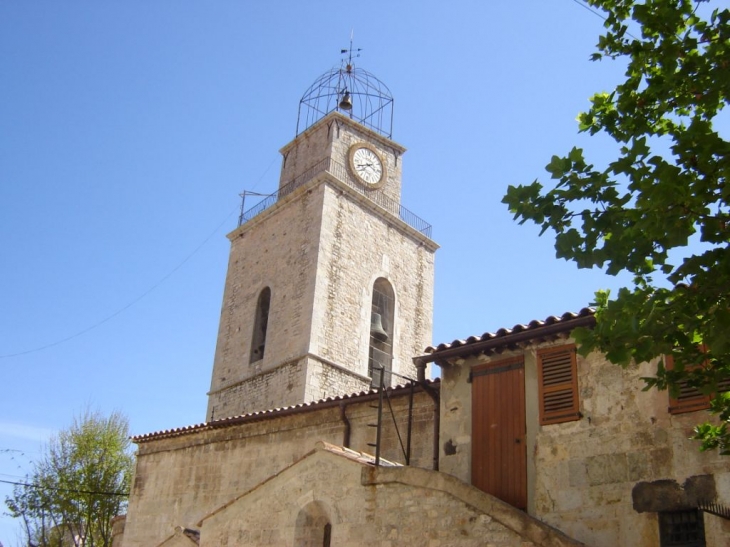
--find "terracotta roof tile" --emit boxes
[132,378,439,443]
[424,308,595,356]
[316,441,401,467]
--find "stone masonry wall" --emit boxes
[303,356,370,404]
[310,183,435,383]
[207,185,324,419]
[207,175,435,418]
[208,113,430,419]
[208,358,307,421]
[199,448,571,547]
[279,119,331,190]
[280,112,405,205]
[438,341,730,547]
[210,353,377,423]
[122,390,437,547]
[325,113,404,205]
[532,349,730,546]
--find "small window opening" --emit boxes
[369,278,394,388]
[294,501,331,547]
[659,509,705,547]
[250,287,271,363]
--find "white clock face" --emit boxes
[352,147,384,186]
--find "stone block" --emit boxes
[557,488,584,511]
[627,451,651,482]
[568,459,588,488]
[586,453,628,486]
[648,447,673,477]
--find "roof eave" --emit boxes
[132,379,440,443]
[419,314,596,366]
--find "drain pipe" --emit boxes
[339,401,351,448]
[414,357,440,471]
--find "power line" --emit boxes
[570,0,608,21]
[569,0,640,41]
[0,472,29,481]
[0,205,239,360]
[249,154,279,193]
[0,478,128,498]
[2,151,281,361]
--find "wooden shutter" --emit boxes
[666,346,725,414]
[666,353,710,414]
[537,345,580,425]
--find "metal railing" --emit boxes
[238,157,433,238]
[698,500,730,520]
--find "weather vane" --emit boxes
[340,30,362,74]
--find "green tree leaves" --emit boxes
[5,411,133,546]
[503,0,730,453]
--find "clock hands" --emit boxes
[355,162,379,183]
[350,144,384,186]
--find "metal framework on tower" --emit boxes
[296,39,394,138]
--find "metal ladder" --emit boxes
[367,366,416,466]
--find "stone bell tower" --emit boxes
[206,61,438,421]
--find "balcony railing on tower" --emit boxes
[238,157,432,239]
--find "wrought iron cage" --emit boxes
[296,63,394,139]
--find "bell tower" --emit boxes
[206,58,438,420]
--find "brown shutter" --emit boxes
[537,345,580,425]
[667,350,711,414]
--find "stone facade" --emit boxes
[207,112,436,420]
[437,337,730,547]
[279,112,404,205]
[197,443,581,547]
[123,387,438,547]
[119,80,730,546]
[311,182,435,381]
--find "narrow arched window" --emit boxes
[369,278,395,387]
[294,501,331,547]
[250,287,271,363]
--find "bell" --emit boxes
[370,313,388,341]
[339,91,352,111]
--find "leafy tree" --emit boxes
[503,0,730,452]
[5,411,133,547]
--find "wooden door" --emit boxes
[471,356,527,510]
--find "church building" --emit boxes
[114,58,730,547]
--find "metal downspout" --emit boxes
[339,402,351,448]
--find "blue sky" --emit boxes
[0,1,680,543]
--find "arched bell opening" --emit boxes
[369,277,395,387]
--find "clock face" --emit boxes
[350,145,384,187]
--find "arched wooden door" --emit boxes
[471,356,527,510]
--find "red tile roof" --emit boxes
[422,308,595,362]
[132,379,439,443]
